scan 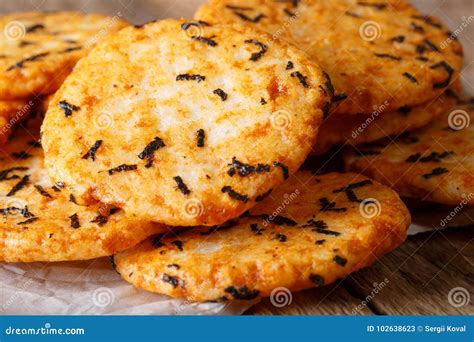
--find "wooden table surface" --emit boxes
[1,0,473,315]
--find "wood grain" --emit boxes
[250,227,473,315]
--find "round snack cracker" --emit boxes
[0,120,166,262]
[0,12,128,99]
[314,87,458,154]
[195,0,464,115]
[115,171,410,301]
[343,101,474,205]
[41,19,333,227]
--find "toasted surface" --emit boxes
[314,87,458,154]
[0,120,165,262]
[344,101,474,205]
[196,0,463,115]
[0,12,127,99]
[115,171,410,301]
[41,19,332,227]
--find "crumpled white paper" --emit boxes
[0,257,259,315]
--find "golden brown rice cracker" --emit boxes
[41,19,333,227]
[314,86,458,154]
[115,171,410,301]
[0,120,166,262]
[0,12,128,99]
[195,0,463,115]
[343,102,474,205]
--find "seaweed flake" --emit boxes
[162,273,180,287]
[191,35,218,47]
[244,39,268,61]
[69,213,80,229]
[34,185,52,198]
[290,71,309,88]
[55,181,65,189]
[284,8,296,17]
[0,205,34,218]
[26,24,45,33]
[181,20,210,31]
[82,140,103,161]
[7,52,49,71]
[399,131,419,144]
[138,137,165,167]
[374,53,401,61]
[319,197,347,212]
[275,233,287,242]
[6,175,29,196]
[410,22,424,33]
[173,176,191,195]
[286,61,294,70]
[333,93,348,102]
[12,151,32,159]
[423,38,439,52]
[333,179,372,202]
[403,72,418,83]
[108,164,137,175]
[334,255,347,266]
[422,167,448,179]
[171,240,184,251]
[227,157,271,177]
[357,1,387,10]
[250,223,265,235]
[232,11,265,23]
[430,61,453,89]
[260,97,267,105]
[391,35,405,43]
[59,46,82,53]
[315,239,326,245]
[58,100,80,117]
[302,219,340,236]
[151,234,166,248]
[345,11,361,18]
[221,186,248,202]
[224,285,259,300]
[225,5,253,10]
[28,140,42,148]
[412,15,442,29]
[213,88,228,101]
[255,188,272,202]
[69,194,78,204]
[176,74,206,82]
[167,264,180,269]
[309,274,325,286]
[196,129,205,147]
[273,161,289,180]
[17,217,38,225]
[405,151,454,163]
